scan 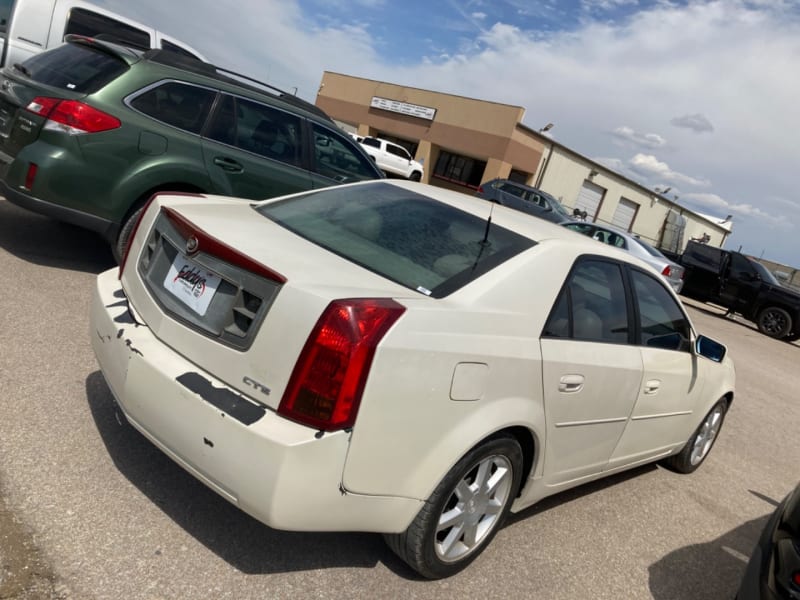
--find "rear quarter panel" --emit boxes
[341,243,575,502]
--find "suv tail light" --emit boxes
[661,265,672,277]
[27,97,121,134]
[278,299,406,431]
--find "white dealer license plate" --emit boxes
[163,253,222,316]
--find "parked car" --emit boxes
[90,180,735,579]
[0,35,383,259]
[0,0,205,68]
[563,222,686,294]
[737,481,800,599]
[358,136,423,180]
[669,241,800,341]
[475,178,575,224]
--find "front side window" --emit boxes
[64,8,151,50]
[543,259,629,343]
[632,270,691,349]
[311,124,382,182]
[130,81,216,134]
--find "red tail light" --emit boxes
[279,299,406,431]
[661,265,672,277]
[27,97,121,134]
[477,185,484,194]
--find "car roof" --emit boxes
[144,50,333,122]
[490,178,559,200]
[63,36,333,123]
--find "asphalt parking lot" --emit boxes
[1,197,798,600]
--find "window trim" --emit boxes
[124,78,219,135]
[541,254,693,351]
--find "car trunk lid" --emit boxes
[121,194,417,413]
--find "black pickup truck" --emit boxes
[672,241,800,340]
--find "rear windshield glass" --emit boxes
[18,42,129,94]
[256,182,536,297]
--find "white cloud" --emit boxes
[670,114,714,133]
[611,126,667,149]
[472,12,487,20]
[629,154,710,187]
[683,193,792,228]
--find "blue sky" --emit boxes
[98,0,799,266]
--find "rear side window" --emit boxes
[19,43,129,93]
[360,137,380,148]
[387,144,410,159]
[205,94,303,167]
[543,259,629,343]
[64,8,151,50]
[130,81,216,134]
[257,182,535,297]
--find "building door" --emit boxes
[575,180,605,221]
[611,197,639,231]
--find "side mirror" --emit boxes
[695,335,726,362]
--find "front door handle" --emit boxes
[558,374,585,393]
[213,157,244,173]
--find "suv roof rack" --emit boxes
[146,49,332,121]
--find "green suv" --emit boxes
[0,35,383,257]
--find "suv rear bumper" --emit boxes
[0,178,116,239]
[90,267,422,533]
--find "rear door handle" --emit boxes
[558,374,585,393]
[213,157,244,173]
[644,379,661,395]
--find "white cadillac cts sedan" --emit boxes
[90,180,735,579]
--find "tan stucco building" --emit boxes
[315,71,731,253]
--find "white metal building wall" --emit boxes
[611,197,638,230]
[575,180,605,221]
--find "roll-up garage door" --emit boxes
[611,197,638,231]
[575,180,605,221]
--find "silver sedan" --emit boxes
[564,222,685,293]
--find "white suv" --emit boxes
[359,137,424,181]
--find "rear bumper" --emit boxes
[0,173,115,239]
[89,267,422,533]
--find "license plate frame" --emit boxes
[163,253,222,316]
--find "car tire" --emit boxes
[409,171,422,182]
[384,434,523,579]
[662,399,728,474]
[114,204,147,265]
[757,306,793,338]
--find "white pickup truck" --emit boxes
[358,136,424,181]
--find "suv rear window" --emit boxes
[257,182,536,297]
[18,42,129,94]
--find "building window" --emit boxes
[433,151,486,189]
[508,169,530,184]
